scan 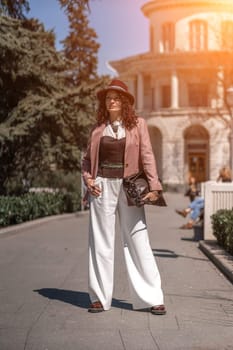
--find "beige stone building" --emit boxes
[109,0,233,189]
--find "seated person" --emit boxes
[185,175,200,202]
[177,166,232,229]
[216,166,232,183]
[175,197,204,229]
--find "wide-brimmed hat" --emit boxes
[96,79,134,105]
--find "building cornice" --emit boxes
[142,0,233,17]
[146,107,228,119]
[109,51,233,75]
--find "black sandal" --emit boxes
[150,305,166,315]
[88,301,104,313]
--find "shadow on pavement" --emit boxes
[152,248,207,261]
[34,288,90,309]
[111,298,132,310]
[152,248,178,258]
[34,288,133,310]
[181,237,198,242]
[179,225,203,242]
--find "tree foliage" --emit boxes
[59,0,100,84]
[0,15,102,193]
[0,0,30,19]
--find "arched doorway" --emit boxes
[148,126,163,180]
[184,125,209,183]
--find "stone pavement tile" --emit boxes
[23,330,125,350]
[170,291,233,328]
[149,328,233,350]
[0,328,28,350]
[19,304,158,350]
[119,329,159,350]
[1,193,233,350]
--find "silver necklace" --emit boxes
[111,120,121,134]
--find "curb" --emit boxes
[199,240,233,284]
[0,210,89,238]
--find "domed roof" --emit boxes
[142,0,233,17]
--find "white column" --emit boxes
[137,73,144,111]
[216,66,224,108]
[171,69,179,109]
[153,79,160,110]
[159,40,164,53]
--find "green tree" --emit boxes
[0,15,100,193]
[59,0,100,84]
[0,0,30,19]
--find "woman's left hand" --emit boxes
[142,191,159,202]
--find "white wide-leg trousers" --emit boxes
[88,176,164,310]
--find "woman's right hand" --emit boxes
[86,178,101,197]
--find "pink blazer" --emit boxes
[82,117,162,191]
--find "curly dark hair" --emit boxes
[96,92,138,130]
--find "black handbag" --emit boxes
[123,171,167,207]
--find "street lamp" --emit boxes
[226,86,233,171]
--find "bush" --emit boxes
[3,170,82,195]
[4,176,30,196]
[61,192,81,213]
[0,191,81,228]
[31,170,81,194]
[211,209,233,255]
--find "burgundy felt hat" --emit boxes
[96,79,134,105]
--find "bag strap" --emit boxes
[127,171,144,182]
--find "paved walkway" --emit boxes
[0,193,233,350]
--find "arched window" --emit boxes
[162,22,175,52]
[184,125,209,183]
[221,21,233,50]
[189,20,208,51]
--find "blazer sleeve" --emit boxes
[138,118,162,191]
[82,134,92,185]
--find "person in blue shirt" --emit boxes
[176,197,204,229]
[176,166,232,229]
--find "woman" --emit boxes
[185,175,200,202]
[82,79,166,315]
[216,166,232,182]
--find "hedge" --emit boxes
[0,191,81,228]
[211,209,233,255]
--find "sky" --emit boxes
[28,0,149,76]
